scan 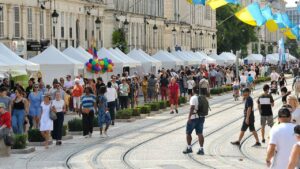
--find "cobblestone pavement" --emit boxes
[0,78,293,169]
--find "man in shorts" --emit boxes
[183,86,205,155]
[257,84,274,143]
[231,88,261,147]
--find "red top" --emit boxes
[168,83,179,96]
[72,85,84,97]
[0,112,11,129]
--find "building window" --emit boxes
[205,6,211,20]
[53,26,56,37]
[27,8,33,39]
[0,6,4,38]
[14,6,20,38]
[40,10,45,39]
[61,27,64,38]
[85,29,87,40]
[61,12,64,38]
[69,28,72,38]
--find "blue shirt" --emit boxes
[81,94,96,109]
[244,96,254,119]
[247,76,254,83]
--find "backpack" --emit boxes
[295,77,300,92]
[197,95,210,117]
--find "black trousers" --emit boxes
[108,101,116,121]
[119,96,128,109]
[82,110,94,136]
[52,112,64,140]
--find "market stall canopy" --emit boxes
[219,52,236,64]
[109,48,141,67]
[266,54,279,64]
[29,45,83,85]
[209,53,228,66]
[196,52,217,64]
[185,51,204,65]
[63,46,92,64]
[128,49,161,74]
[76,46,94,58]
[171,51,195,65]
[152,51,183,70]
[244,54,264,64]
[0,43,39,71]
[286,53,298,61]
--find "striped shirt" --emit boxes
[81,94,96,110]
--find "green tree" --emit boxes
[216,5,257,54]
[286,39,300,58]
[112,28,128,53]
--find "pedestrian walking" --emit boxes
[80,87,97,138]
[199,77,209,97]
[51,91,66,145]
[292,72,300,99]
[97,86,107,137]
[148,74,156,102]
[169,77,180,114]
[132,77,139,107]
[105,82,117,126]
[142,76,148,103]
[266,107,296,169]
[160,73,169,101]
[257,84,274,143]
[183,86,207,155]
[287,125,300,169]
[287,95,300,125]
[119,78,130,109]
[40,93,53,149]
[231,88,261,147]
[187,76,195,100]
[11,88,28,134]
[28,84,43,129]
[72,79,84,115]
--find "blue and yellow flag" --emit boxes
[235,2,266,26]
[274,13,286,29]
[284,26,299,39]
[206,0,238,10]
[187,0,206,5]
[261,6,278,32]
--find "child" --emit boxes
[103,109,111,136]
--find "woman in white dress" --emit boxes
[40,93,53,149]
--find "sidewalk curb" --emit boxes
[11,147,35,154]
[27,140,53,147]
[62,135,73,141]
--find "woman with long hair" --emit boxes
[105,82,117,126]
[51,91,66,145]
[40,93,53,149]
[11,88,28,134]
[288,95,300,125]
[28,84,43,129]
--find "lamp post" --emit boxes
[95,17,101,48]
[153,24,158,51]
[199,31,203,51]
[123,18,129,49]
[195,32,198,51]
[51,9,59,45]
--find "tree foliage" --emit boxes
[112,28,128,54]
[216,5,257,54]
[286,39,300,58]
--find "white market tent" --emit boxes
[210,53,228,66]
[286,53,297,61]
[219,52,235,64]
[114,48,142,67]
[171,51,194,65]
[196,52,217,64]
[128,49,161,74]
[63,46,92,64]
[29,45,84,85]
[152,51,183,70]
[244,54,264,64]
[0,43,39,72]
[76,46,94,58]
[182,51,203,65]
[266,54,279,64]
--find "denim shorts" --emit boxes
[186,117,205,135]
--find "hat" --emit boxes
[43,93,52,100]
[243,88,251,93]
[278,107,291,118]
[0,103,6,109]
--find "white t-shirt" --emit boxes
[189,95,199,120]
[270,72,279,81]
[187,80,195,89]
[105,87,118,102]
[52,99,65,112]
[292,108,300,125]
[240,75,247,84]
[249,71,256,79]
[269,123,296,169]
[64,80,74,89]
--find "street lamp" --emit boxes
[51,10,59,25]
[172,27,177,35]
[95,17,101,30]
[153,24,158,33]
[212,33,216,40]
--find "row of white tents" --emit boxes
[0,42,297,85]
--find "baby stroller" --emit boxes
[270,81,279,95]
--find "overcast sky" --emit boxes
[286,0,297,7]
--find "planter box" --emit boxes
[115,118,136,122]
[12,147,35,154]
[28,140,53,147]
[62,135,73,141]
[68,131,83,136]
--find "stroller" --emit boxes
[270,81,279,95]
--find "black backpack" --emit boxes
[197,95,210,117]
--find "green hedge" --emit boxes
[159,101,167,109]
[137,106,151,114]
[62,125,68,136]
[68,118,83,131]
[28,129,45,142]
[145,103,160,111]
[12,134,27,149]
[132,107,141,116]
[179,97,187,104]
[93,116,99,127]
[116,109,132,119]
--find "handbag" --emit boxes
[49,102,57,120]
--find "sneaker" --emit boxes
[170,111,174,114]
[175,109,178,114]
[262,139,265,143]
[197,149,205,155]
[252,142,261,147]
[230,141,240,146]
[182,148,193,154]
